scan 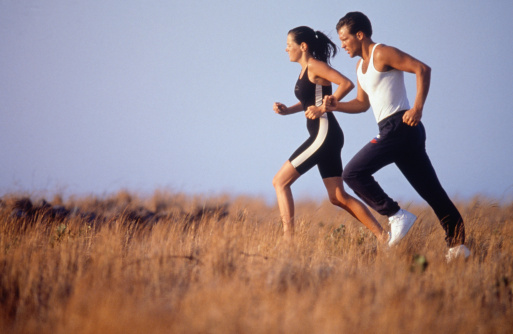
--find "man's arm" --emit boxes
[323,79,370,114]
[374,45,431,126]
[331,79,370,113]
[322,59,371,114]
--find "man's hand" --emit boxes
[322,95,337,112]
[305,105,323,119]
[402,108,422,126]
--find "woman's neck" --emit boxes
[298,53,312,69]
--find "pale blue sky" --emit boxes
[1,0,512,204]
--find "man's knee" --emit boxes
[341,168,351,181]
[342,166,359,189]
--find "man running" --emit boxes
[306,12,470,261]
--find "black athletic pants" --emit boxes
[342,111,465,247]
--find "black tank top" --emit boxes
[294,67,332,110]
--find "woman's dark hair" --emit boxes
[336,11,372,38]
[288,26,337,64]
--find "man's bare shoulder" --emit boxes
[373,44,407,71]
[373,44,400,58]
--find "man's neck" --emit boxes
[360,38,375,61]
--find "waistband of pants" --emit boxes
[378,110,407,129]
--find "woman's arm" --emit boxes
[304,59,355,119]
[273,101,303,115]
[310,60,354,101]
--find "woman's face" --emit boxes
[286,34,302,62]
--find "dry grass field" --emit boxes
[0,190,512,334]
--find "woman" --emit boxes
[272,26,387,243]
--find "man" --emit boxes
[305,11,470,261]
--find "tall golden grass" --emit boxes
[0,191,512,333]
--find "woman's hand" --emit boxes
[305,105,323,119]
[273,102,288,115]
[306,96,337,119]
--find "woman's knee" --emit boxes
[272,174,282,189]
[328,194,341,206]
[273,163,299,190]
[273,173,291,191]
[328,190,350,208]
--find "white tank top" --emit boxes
[357,43,410,123]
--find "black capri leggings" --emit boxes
[289,112,344,179]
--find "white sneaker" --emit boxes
[446,245,471,263]
[388,209,417,246]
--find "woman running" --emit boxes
[273,26,387,243]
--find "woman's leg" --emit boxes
[273,161,301,240]
[323,176,387,242]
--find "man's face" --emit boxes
[338,26,360,58]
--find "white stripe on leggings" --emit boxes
[291,84,328,168]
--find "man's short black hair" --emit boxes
[336,12,373,37]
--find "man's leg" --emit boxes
[343,138,419,246]
[394,123,465,247]
[395,148,465,247]
[342,139,400,217]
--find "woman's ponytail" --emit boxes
[314,30,337,64]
